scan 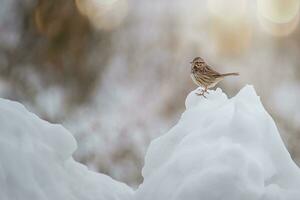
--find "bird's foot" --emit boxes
[196,87,209,98]
[196,90,207,98]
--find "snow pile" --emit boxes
[0,99,133,200]
[135,85,300,200]
[1,85,300,200]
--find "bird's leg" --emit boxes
[196,89,207,98]
[204,87,209,94]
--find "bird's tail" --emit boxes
[220,72,239,77]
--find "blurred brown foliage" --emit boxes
[3,0,113,110]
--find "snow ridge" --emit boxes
[136,85,300,200]
[0,99,133,200]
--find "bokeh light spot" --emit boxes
[258,0,300,23]
[207,0,247,22]
[259,11,299,37]
[75,0,128,31]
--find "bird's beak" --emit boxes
[190,61,193,64]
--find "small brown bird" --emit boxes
[190,57,239,97]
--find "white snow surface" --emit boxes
[136,85,300,200]
[1,85,300,200]
[0,99,133,200]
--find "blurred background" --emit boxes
[1,0,300,187]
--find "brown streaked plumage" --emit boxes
[190,57,239,97]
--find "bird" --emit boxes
[190,57,239,97]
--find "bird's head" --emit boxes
[190,57,205,68]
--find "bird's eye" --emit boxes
[197,62,202,66]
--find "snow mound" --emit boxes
[0,99,133,200]
[136,85,300,200]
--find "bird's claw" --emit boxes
[196,88,208,98]
[196,91,207,98]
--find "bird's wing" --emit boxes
[203,65,221,77]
